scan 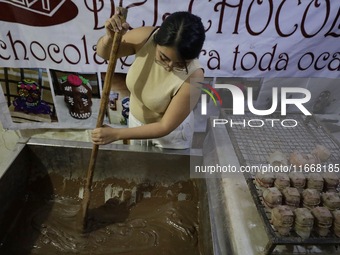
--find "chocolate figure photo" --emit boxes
[0,67,57,124]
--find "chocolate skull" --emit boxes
[122,97,130,119]
[61,75,92,119]
[17,79,41,108]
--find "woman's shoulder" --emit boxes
[128,26,156,37]
[123,26,157,52]
[190,67,204,78]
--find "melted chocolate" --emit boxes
[1,173,201,254]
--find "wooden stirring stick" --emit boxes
[82,7,128,230]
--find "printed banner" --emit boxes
[1,0,340,129]
[1,0,340,77]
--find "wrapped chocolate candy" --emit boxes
[271,205,294,236]
[321,192,340,211]
[311,145,331,162]
[311,207,333,237]
[306,173,324,192]
[301,189,321,210]
[322,172,339,192]
[289,172,306,192]
[269,151,288,167]
[255,172,275,195]
[274,173,290,192]
[262,187,282,211]
[289,152,321,167]
[331,210,340,238]
[294,208,314,239]
[282,187,300,210]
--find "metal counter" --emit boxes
[203,109,340,255]
[0,138,213,254]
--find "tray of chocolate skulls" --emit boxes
[219,110,340,254]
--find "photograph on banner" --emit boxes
[190,77,340,179]
[49,69,104,127]
[0,67,56,125]
[100,72,130,126]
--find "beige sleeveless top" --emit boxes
[125,29,203,124]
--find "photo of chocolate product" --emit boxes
[61,75,93,120]
[1,67,57,124]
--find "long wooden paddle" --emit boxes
[82,7,128,230]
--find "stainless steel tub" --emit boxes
[0,138,213,254]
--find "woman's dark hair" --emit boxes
[153,12,205,61]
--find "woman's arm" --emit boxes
[96,26,156,60]
[96,8,156,60]
[91,68,204,145]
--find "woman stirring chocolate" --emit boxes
[92,8,205,149]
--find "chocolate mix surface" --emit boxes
[1,173,201,255]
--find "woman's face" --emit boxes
[155,45,192,72]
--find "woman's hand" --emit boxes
[105,7,130,39]
[91,125,120,145]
